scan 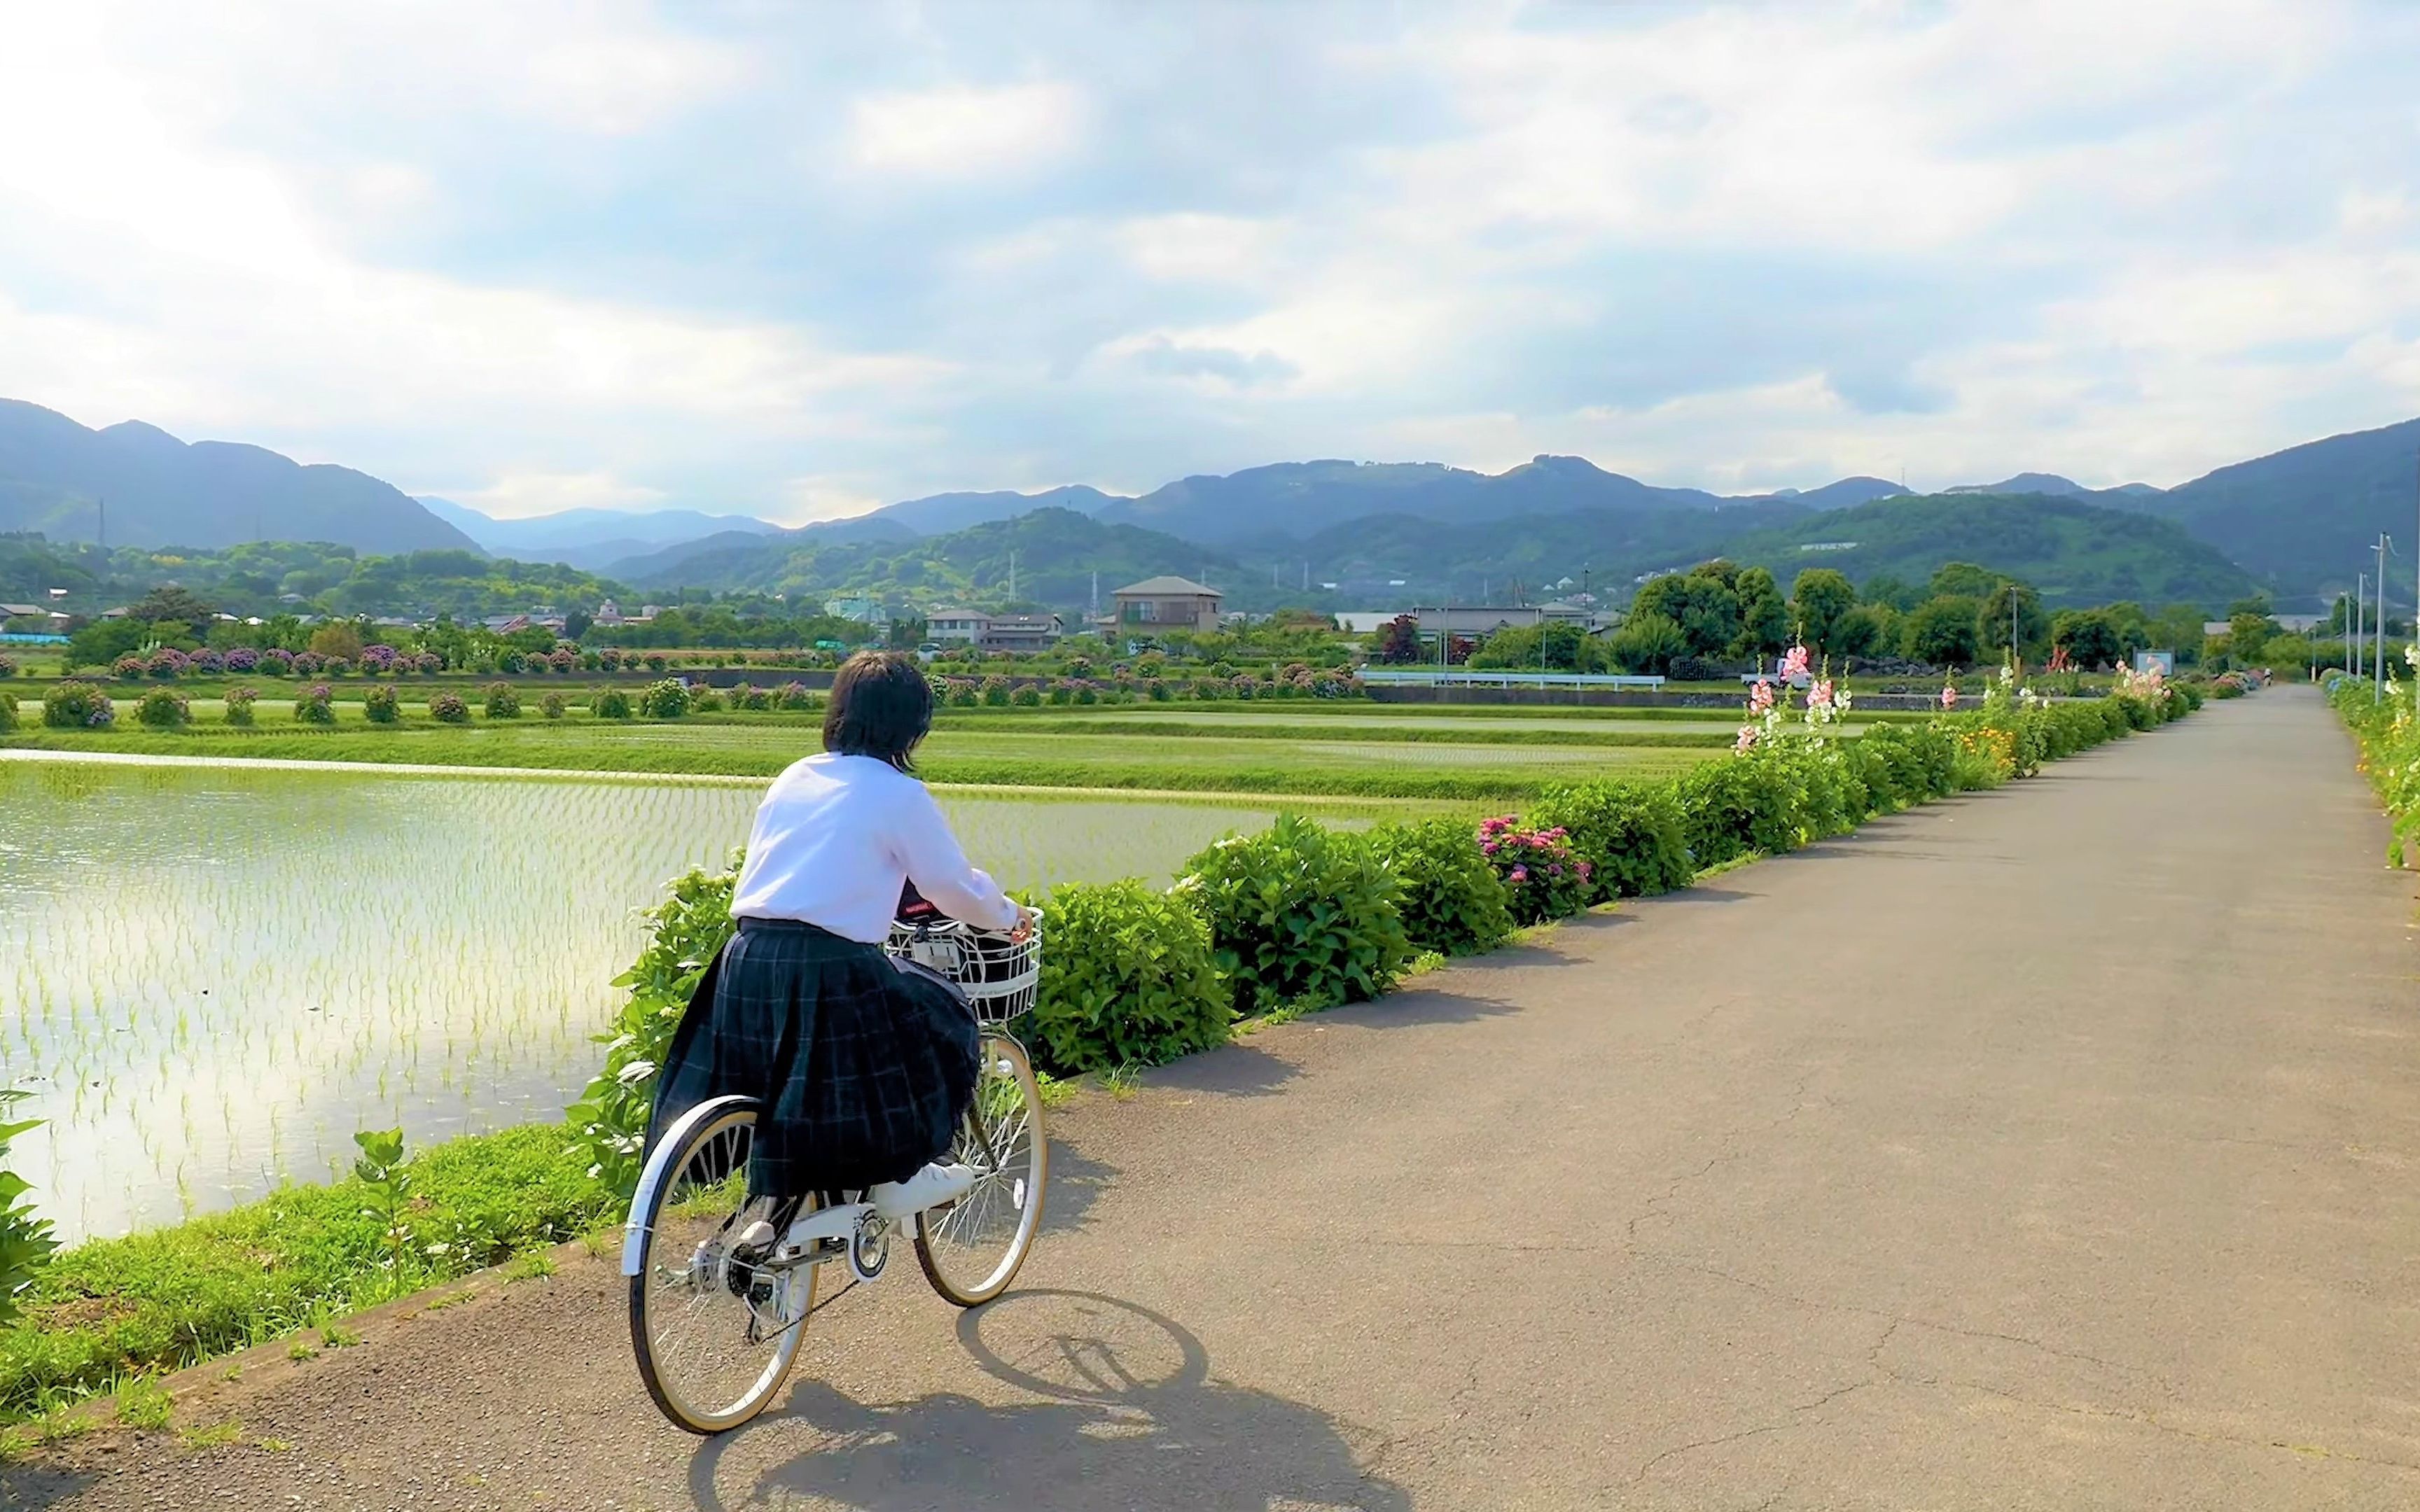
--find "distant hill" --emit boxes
[2134,416,2420,602]
[0,399,477,554]
[1231,500,1811,605]
[1093,456,1907,545]
[1714,491,2260,608]
[857,484,1128,536]
[1945,472,2164,501]
[417,497,780,570]
[619,505,1239,618]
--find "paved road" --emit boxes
[11,688,2419,1511]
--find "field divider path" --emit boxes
[10,687,2419,1510]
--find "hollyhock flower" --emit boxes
[1734,724,1760,752]
[1940,683,1959,709]
[1749,678,1776,714]
[1781,645,1811,681]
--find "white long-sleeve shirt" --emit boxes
[730,752,1020,944]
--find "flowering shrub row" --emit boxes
[546,671,2208,1196]
[2330,660,2417,868]
[935,668,1363,706]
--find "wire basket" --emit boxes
[884,914,1041,1026]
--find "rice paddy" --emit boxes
[0,755,1409,1244]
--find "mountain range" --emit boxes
[0,399,475,554]
[1,394,2412,611]
[415,496,783,572]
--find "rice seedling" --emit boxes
[0,755,1440,1244]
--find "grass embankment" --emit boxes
[0,1124,613,1434]
[4,717,1718,801]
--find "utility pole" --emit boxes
[2375,534,2395,701]
[2356,572,2367,677]
[1008,550,1017,603]
[2347,577,2360,676]
[97,496,105,552]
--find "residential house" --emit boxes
[1107,576,1223,634]
[980,612,1063,653]
[927,607,989,645]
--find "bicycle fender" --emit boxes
[621,1093,760,1278]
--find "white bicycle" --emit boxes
[622,912,1048,1434]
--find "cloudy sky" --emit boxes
[2,0,2416,523]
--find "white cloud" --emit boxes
[0,0,2415,517]
[846,83,1086,179]
[457,472,668,519]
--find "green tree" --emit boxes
[1903,595,1982,666]
[1632,571,1741,658]
[1927,561,2002,600]
[1789,568,1858,655]
[307,620,366,662]
[1977,581,2050,663]
[1732,567,1788,658]
[2051,608,2124,668]
[1858,573,1923,611]
[2147,603,2206,662]
[1830,603,1898,659]
[1606,611,1688,675]
[1469,622,1600,671]
[125,585,217,635]
[2227,610,2272,662]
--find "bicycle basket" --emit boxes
[884,916,1041,1026]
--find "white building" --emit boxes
[927,607,987,645]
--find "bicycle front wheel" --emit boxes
[916,1033,1048,1306]
[627,1102,814,1434]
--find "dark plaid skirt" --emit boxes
[644,918,981,1199]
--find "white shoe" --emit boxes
[870,1162,977,1219]
[729,1195,781,1254]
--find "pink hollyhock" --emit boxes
[1940,682,1959,709]
[1734,724,1759,752]
[1781,645,1811,680]
[1749,678,1775,713]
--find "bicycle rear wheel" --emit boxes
[627,1102,814,1434]
[917,1033,1048,1306]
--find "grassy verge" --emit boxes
[0,1124,616,1426]
[3,720,1715,800]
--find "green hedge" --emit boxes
[1024,881,1230,1074]
[1527,778,1694,901]
[1179,813,1413,1015]
[1370,818,1516,955]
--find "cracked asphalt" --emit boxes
[11,687,2420,1510]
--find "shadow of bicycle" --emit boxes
[689,1289,1408,1511]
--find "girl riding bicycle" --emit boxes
[644,650,1034,1239]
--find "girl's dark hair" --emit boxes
[823,650,933,770]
